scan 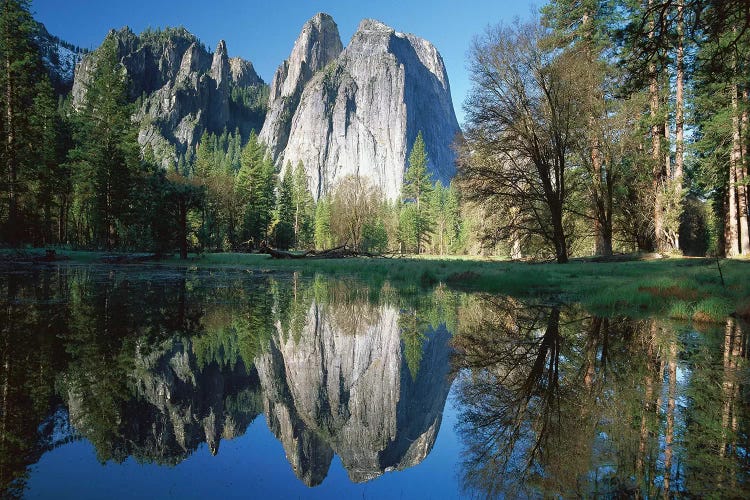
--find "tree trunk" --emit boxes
[674,0,685,251]
[510,227,522,260]
[743,88,750,249]
[604,166,614,256]
[664,113,671,180]
[581,10,610,257]
[649,0,665,253]
[179,197,188,259]
[592,133,611,255]
[727,83,741,257]
[5,55,17,244]
[552,203,568,263]
[738,87,749,255]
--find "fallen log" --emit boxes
[259,244,314,259]
[259,243,385,259]
[99,253,163,264]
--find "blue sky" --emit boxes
[31,0,542,124]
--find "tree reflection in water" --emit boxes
[452,294,750,498]
[2,267,749,498]
[0,267,456,497]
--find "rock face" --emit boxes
[35,22,87,94]
[258,13,343,162]
[71,27,267,168]
[262,15,460,200]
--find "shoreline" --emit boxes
[1,248,748,323]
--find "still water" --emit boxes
[1,264,748,498]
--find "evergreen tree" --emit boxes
[29,77,63,244]
[68,35,139,249]
[402,131,434,253]
[272,172,294,249]
[237,133,275,247]
[361,218,388,253]
[0,0,48,243]
[445,182,464,253]
[429,181,462,255]
[403,132,433,208]
[165,171,204,258]
[692,2,750,257]
[291,161,315,248]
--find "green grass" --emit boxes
[3,248,748,322]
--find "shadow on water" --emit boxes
[1,265,748,497]
[451,294,750,498]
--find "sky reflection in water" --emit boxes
[1,264,748,498]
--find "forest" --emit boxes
[0,0,748,263]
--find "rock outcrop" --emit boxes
[258,13,343,162]
[262,15,460,200]
[71,27,267,169]
[35,22,87,94]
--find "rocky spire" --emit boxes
[211,39,230,88]
[259,13,343,161]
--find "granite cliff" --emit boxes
[261,15,460,200]
[68,13,459,197]
[71,27,267,169]
[258,13,343,162]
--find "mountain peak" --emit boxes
[258,13,344,161]
[211,39,229,86]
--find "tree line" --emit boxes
[2,0,748,260]
[459,0,750,262]
[0,0,475,257]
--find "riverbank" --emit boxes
[2,249,748,322]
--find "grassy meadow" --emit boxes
[3,249,748,323]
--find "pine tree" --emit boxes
[272,173,294,249]
[402,131,434,253]
[237,133,275,247]
[445,182,463,253]
[692,2,750,256]
[403,132,433,208]
[0,0,47,243]
[68,35,139,249]
[30,77,61,244]
[291,161,314,248]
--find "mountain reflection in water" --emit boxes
[1,265,748,498]
[0,266,455,497]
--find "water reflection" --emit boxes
[1,266,749,498]
[0,266,455,497]
[452,294,750,498]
